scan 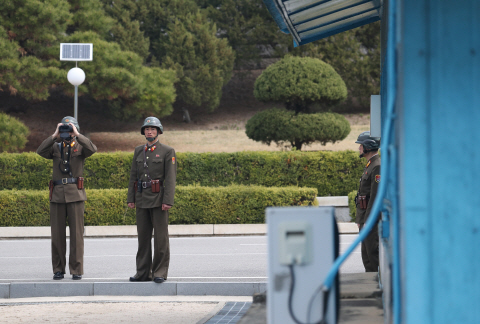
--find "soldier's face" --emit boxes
[144,127,158,138]
[359,144,366,158]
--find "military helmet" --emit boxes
[141,117,163,135]
[61,116,80,132]
[355,131,380,150]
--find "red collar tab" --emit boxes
[145,145,156,152]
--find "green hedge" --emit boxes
[0,186,318,227]
[0,151,363,196]
[348,190,357,223]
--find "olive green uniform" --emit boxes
[37,134,97,275]
[127,142,176,280]
[356,154,381,272]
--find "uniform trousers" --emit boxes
[359,223,379,272]
[50,201,84,275]
[134,206,170,280]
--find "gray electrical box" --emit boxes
[267,207,338,324]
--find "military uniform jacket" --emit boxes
[356,154,381,224]
[127,142,177,208]
[37,134,97,203]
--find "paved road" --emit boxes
[0,235,362,282]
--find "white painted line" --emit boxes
[0,277,268,281]
[168,277,267,279]
[239,244,267,246]
[172,253,267,256]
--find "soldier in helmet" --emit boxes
[127,117,177,283]
[37,116,97,280]
[355,131,381,272]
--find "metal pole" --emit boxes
[74,85,78,121]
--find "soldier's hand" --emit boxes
[128,203,135,209]
[162,204,172,211]
[52,123,62,139]
[69,123,80,136]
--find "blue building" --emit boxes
[263,0,480,323]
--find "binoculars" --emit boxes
[59,125,73,139]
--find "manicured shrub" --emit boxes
[249,56,349,150]
[0,112,30,152]
[348,190,357,223]
[0,186,318,226]
[254,56,347,113]
[245,108,351,150]
[0,151,364,196]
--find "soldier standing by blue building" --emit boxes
[355,131,381,272]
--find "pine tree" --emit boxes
[68,0,115,38]
[108,0,235,117]
[161,11,234,111]
[201,0,289,69]
[101,0,150,60]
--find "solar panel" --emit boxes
[60,43,93,61]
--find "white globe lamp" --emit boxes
[67,67,85,120]
[67,67,85,86]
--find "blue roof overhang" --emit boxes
[263,0,382,46]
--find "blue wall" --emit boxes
[394,0,480,323]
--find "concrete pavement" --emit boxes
[0,223,358,299]
[0,295,252,324]
[0,223,382,323]
[0,274,382,324]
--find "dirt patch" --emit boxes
[89,124,369,153]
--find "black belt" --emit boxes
[53,177,78,186]
[140,180,163,188]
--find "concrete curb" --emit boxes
[0,223,358,239]
[1,282,267,299]
[0,274,378,300]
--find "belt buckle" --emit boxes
[142,182,148,189]
[62,178,68,185]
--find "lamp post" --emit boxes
[67,66,85,121]
[60,43,92,122]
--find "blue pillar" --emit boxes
[396,0,480,323]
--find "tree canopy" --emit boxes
[200,0,286,69]
[199,0,380,111]
[0,0,177,120]
[100,0,235,113]
[0,0,380,120]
